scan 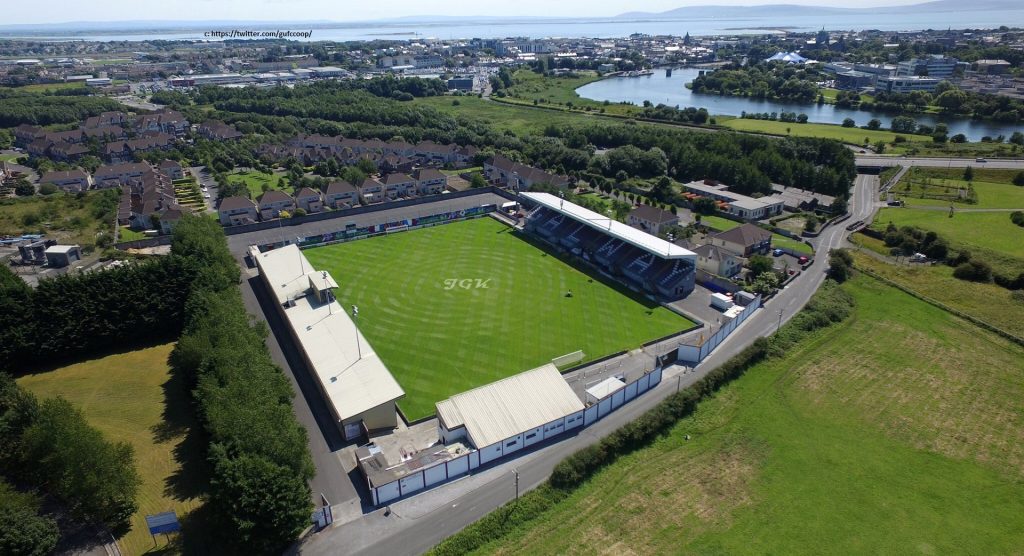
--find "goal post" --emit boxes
[552,350,585,368]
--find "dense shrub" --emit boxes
[1011,211,1024,227]
[953,260,993,282]
[0,482,58,556]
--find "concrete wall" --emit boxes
[677,295,762,363]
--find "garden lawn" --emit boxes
[304,217,694,420]
[874,207,1024,259]
[723,118,930,144]
[119,226,147,241]
[226,170,287,198]
[17,344,203,556]
[475,276,1024,555]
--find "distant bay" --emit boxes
[3,9,1024,42]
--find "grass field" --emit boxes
[873,207,1024,259]
[17,344,203,556]
[477,276,1024,554]
[2,81,86,93]
[416,95,627,135]
[0,189,118,248]
[850,250,1024,338]
[225,170,287,198]
[304,217,695,420]
[722,118,930,145]
[892,167,1024,209]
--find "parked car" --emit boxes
[798,255,809,265]
[772,248,784,257]
[975,157,987,163]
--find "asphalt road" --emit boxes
[298,174,881,556]
[856,155,1024,169]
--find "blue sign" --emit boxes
[145,511,181,535]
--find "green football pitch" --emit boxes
[304,217,695,420]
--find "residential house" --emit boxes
[382,173,416,199]
[197,120,243,141]
[135,109,189,136]
[324,180,359,208]
[218,196,259,226]
[628,204,679,235]
[156,207,184,234]
[48,142,90,162]
[40,169,92,193]
[83,111,128,129]
[93,162,150,188]
[359,177,385,204]
[693,244,744,278]
[484,155,570,191]
[294,187,323,213]
[708,223,772,257]
[13,124,44,147]
[257,190,295,220]
[413,167,447,196]
[158,159,184,180]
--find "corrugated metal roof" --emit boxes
[256,245,404,423]
[523,192,695,260]
[435,364,584,449]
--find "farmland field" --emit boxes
[873,207,1024,260]
[473,276,1024,554]
[304,217,695,420]
[17,344,203,556]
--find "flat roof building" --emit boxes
[253,244,404,440]
[436,363,585,464]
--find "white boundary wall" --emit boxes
[367,366,664,506]
[677,296,762,364]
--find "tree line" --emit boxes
[0,90,121,127]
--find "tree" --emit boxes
[0,484,59,556]
[963,166,974,182]
[750,272,780,296]
[21,398,141,533]
[693,196,717,215]
[841,118,856,128]
[866,118,882,130]
[13,180,34,197]
[747,255,774,277]
[1013,172,1024,187]
[37,183,58,195]
[209,451,312,554]
[469,173,488,188]
[828,249,854,283]
[935,89,968,112]
[891,115,917,134]
[1010,131,1024,146]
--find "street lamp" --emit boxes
[776,308,783,333]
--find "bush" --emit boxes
[828,248,854,283]
[1014,172,1024,187]
[953,260,992,282]
[1011,211,1024,227]
[37,183,58,195]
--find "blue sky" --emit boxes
[9,0,928,25]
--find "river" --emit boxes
[576,68,1022,142]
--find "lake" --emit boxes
[576,68,1023,142]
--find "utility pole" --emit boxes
[777,308,783,333]
[513,469,520,501]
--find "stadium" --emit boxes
[297,193,698,421]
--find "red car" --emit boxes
[798,256,809,265]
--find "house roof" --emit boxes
[629,204,678,224]
[435,363,584,449]
[295,187,320,199]
[158,159,181,169]
[258,190,294,205]
[413,167,446,181]
[360,177,384,190]
[711,223,772,247]
[325,180,356,194]
[382,173,414,185]
[41,169,89,183]
[218,196,256,211]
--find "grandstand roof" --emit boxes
[254,245,404,424]
[522,192,696,260]
[435,363,584,449]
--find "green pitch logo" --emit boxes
[443,279,492,290]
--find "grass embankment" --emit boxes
[0,189,118,248]
[305,217,694,420]
[225,170,287,198]
[722,118,930,145]
[17,344,204,556]
[503,69,640,118]
[439,275,1024,554]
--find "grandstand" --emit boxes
[522,192,697,299]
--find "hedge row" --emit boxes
[167,217,314,554]
[430,280,855,556]
[0,257,193,372]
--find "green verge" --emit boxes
[304,217,694,420]
[431,274,1024,554]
